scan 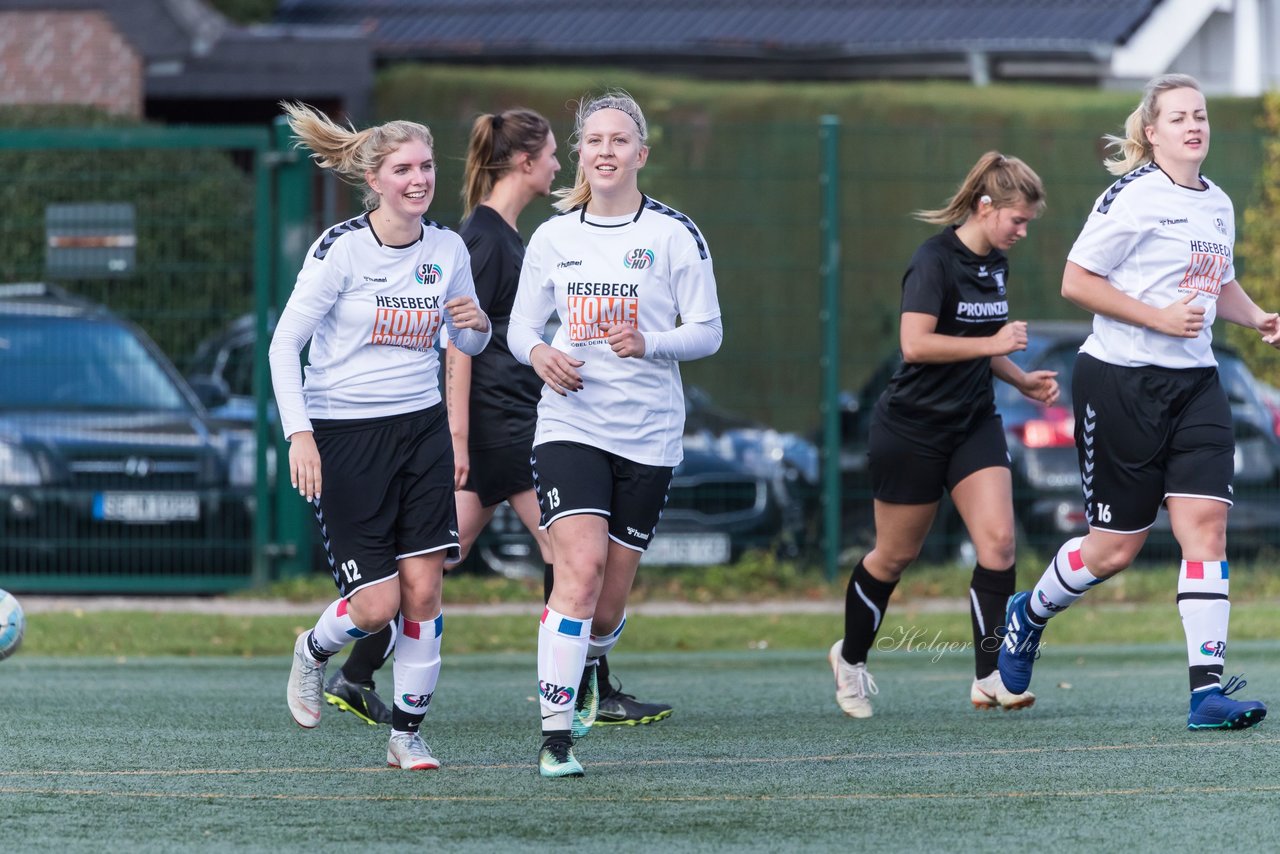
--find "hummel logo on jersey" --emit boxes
[624,248,655,269]
[363,275,388,282]
[540,680,575,705]
[626,526,650,541]
[1159,217,1188,226]
[557,259,582,269]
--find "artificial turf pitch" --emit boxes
[2,644,1278,852]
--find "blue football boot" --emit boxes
[1188,675,1267,730]
[997,591,1045,695]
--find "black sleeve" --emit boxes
[463,230,501,313]
[899,242,948,318]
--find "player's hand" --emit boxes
[288,431,322,500]
[445,296,489,332]
[452,439,469,490]
[1020,370,1060,406]
[991,321,1028,355]
[1255,311,1280,347]
[605,324,645,358]
[1154,292,1205,338]
[530,343,584,396]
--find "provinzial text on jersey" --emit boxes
[956,300,1008,318]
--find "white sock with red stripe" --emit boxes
[1028,537,1104,622]
[1177,560,1230,693]
[588,612,627,661]
[538,606,589,733]
[391,612,443,731]
[308,598,372,661]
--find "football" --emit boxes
[0,588,25,661]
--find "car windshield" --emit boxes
[0,314,191,411]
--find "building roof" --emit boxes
[274,0,1159,80]
[2,0,373,118]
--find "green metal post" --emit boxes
[269,117,318,579]
[819,116,842,582]
[251,145,275,588]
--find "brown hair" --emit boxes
[280,101,434,211]
[1103,73,1203,176]
[460,108,553,218]
[913,151,1046,225]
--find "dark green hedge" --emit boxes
[377,67,1266,427]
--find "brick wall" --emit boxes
[0,11,142,117]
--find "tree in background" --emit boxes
[1234,91,1280,388]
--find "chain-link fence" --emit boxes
[0,108,1273,591]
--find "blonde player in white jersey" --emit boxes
[508,91,723,777]
[271,102,491,769]
[999,74,1279,730]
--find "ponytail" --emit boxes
[913,151,1045,225]
[461,108,552,218]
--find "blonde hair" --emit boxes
[552,90,648,213]
[460,108,553,219]
[1103,73,1203,176]
[280,101,434,211]
[914,151,1046,225]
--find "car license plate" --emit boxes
[641,533,731,566]
[94,492,200,523]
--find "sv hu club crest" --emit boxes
[416,263,443,285]
[624,248,654,270]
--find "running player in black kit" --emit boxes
[829,151,1058,719]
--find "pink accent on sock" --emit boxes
[1067,549,1085,571]
[1185,561,1205,580]
[337,599,349,617]
[402,618,421,640]
[541,607,550,624]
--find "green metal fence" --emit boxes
[0,125,305,593]
[0,111,1272,592]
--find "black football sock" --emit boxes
[342,623,394,686]
[840,558,897,664]
[970,563,1016,678]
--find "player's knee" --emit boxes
[976,529,1016,568]
[874,548,918,578]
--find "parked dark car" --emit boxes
[840,320,1280,562]
[474,442,792,578]
[0,283,254,587]
[185,310,276,424]
[188,315,805,576]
